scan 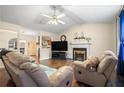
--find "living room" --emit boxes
[0,4,124,88]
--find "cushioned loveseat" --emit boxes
[1,49,73,87]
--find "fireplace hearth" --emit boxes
[73,48,87,61]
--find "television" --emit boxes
[51,41,68,51]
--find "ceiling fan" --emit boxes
[42,6,66,25]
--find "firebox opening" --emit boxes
[73,48,87,61]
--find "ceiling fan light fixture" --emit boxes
[42,6,66,25]
[47,19,58,25]
[58,20,65,24]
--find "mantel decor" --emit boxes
[74,32,91,42]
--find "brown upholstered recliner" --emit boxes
[74,50,118,87]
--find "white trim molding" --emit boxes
[66,41,91,59]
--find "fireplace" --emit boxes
[73,48,87,61]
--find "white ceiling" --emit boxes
[0,5,122,33]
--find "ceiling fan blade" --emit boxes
[58,20,65,24]
[54,21,58,25]
[42,14,52,18]
[47,20,52,24]
[57,13,65,19]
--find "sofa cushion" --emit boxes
[39,64,57,72]
[19,62,50,87]
[99,54,107,62]
[6,52,35,67]
[45,70,56,77]
[97,56,115,73]
[39,65,57,76]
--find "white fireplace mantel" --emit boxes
[70,42,91,57]
[70,42,91,45]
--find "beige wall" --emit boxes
[59,24,116,58]
[0,9,1,21]
[117,17,120,56]
[0,29,18,49]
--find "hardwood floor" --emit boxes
[0,68,15,87]
[0,59,124,87]
[40,59,74,69]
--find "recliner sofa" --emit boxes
[1,49,73,87]
[74,50,118,87]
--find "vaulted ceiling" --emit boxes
[0,5,122,33]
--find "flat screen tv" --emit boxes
[51,41,68,51]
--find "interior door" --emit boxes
[28,41,37,56]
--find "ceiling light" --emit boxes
[42,6,66,25]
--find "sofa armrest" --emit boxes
[74,65,106,86]
[74,61,85,67]
[74,61,97,72]
[48,66,73,87]
[74,61,89,70]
